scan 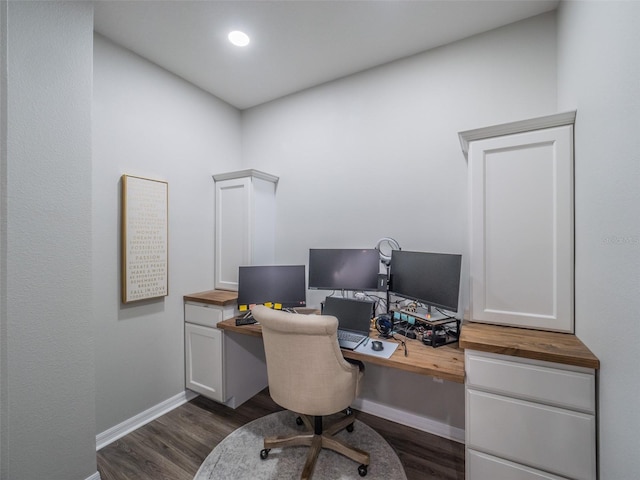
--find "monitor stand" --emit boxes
[402,305,451,323]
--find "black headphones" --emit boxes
[375,314,394,337]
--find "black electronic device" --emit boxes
[237,265,306,309]
[235,316,258,326]
[375,314,394,338]
[388,250,462,321]
[322,296,375,350]
[371,340,384,351]
[394,327,417,339]
[377,273,388,291]
[421,319,460,347]
[308,248,380,291]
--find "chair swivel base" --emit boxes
[260,413,370,479]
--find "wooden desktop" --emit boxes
[217,315,465,384]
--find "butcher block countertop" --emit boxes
[181,290,600,372]
[183,289,238,306]
[459,321,599,369]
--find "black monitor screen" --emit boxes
[389,250,462,313]
[237,265,306,308]
[308,249,380,291]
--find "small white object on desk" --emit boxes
[354,338,398,358]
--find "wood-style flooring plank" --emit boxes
[97,389,464,480]
[356,411,465,480]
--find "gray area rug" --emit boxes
[194,410,407,480]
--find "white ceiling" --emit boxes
[94,0,559,110]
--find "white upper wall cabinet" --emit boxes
[460,112,576,333]
[213,170,279,291]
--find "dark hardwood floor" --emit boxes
[97,389,464,480]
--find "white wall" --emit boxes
[557,2,640,478]
[1,2,96,479]
[93,35,242,433]
[8,2,635,477]
[242,13,558,432]
[0,3,7,475]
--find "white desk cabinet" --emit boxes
[185,322,225,401]
[213,169,278,291]
[184,292,268,408]
[459,112,576,333]
[465,350,596,480]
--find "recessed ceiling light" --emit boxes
[228,30,250,47]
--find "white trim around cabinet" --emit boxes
[458,111,576,158]
[212,169,279,185]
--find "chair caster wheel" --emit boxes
[295,416,303,426]
[346,423,354,433]
[358,464,368,476]
[260,448,270,460]
[346,407,353,416]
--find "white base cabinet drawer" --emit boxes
[466,351,595,413]
[467,449,569,480]
[467,389,595,479]
[184,301,235,328]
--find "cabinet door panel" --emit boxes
[185,323,225,402]
[467,389,595,480]
[469,125,573,332]
[215,177,249,290]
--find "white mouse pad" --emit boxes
[354,338,398,358]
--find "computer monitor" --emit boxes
[237,265,307,308]
[389,250,462,316]
[308,248,380,291]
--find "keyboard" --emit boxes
[235,316,257,326]
[337,330,366,343]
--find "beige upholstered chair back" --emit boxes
[251,305,363,417]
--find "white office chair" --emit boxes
[251,305,370,479]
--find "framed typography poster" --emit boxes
[121,175,168,303]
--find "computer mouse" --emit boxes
[371,340,384,351]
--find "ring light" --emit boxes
[376,237,400,266]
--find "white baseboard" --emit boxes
[85,472,101,480]
[352,397,465,444]
[96,389,198,450]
